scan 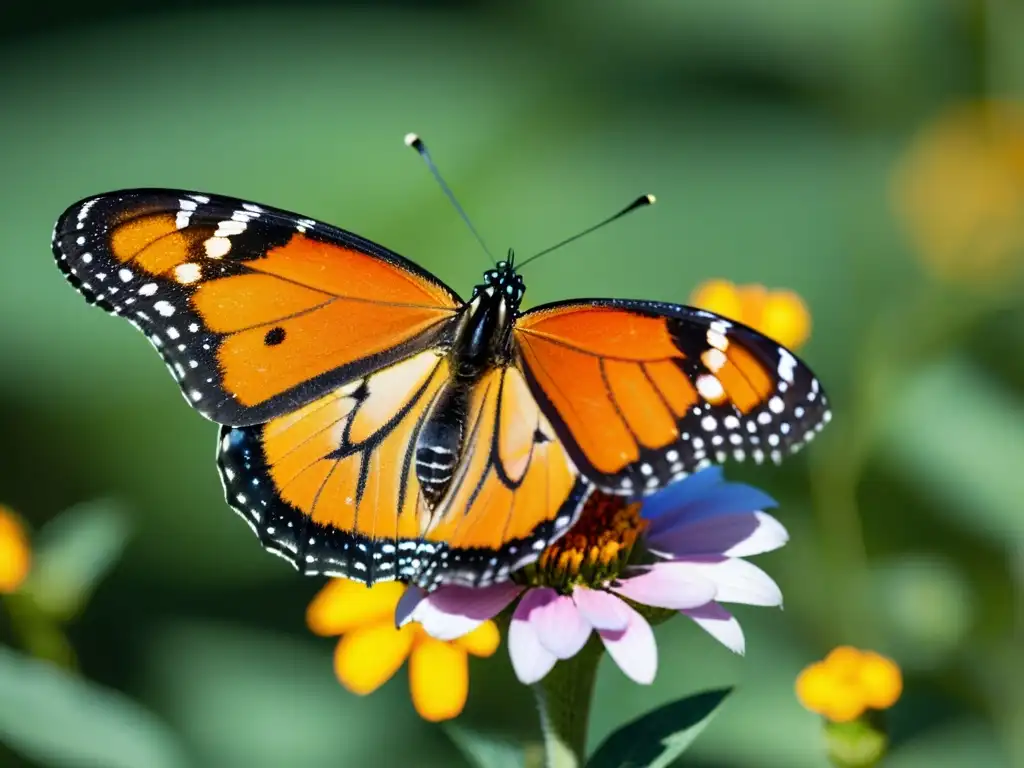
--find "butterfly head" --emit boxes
[474,255,525,312]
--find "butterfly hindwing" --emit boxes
[52,189,462,425]
[217,349,589,588]
[514,299,831,496]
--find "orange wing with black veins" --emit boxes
[52,189,462,426]
[514,299,831,496]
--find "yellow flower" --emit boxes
[796,646,902,723]
[893,101,1024,286]
[307,579,499,722]
[690,280,811,350]
[0,505,31,594]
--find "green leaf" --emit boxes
[0,646,189,768]
[444,722,539,768]
[586,688,732,768]
[23,499,131,620]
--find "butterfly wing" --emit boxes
[217,351,589,587]
[514,298,831,496]
[52,189,462,425]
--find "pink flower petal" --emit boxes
[509,594,559,684]
[520,588,591,659]
[598,603,657,684]
[609,564,717,610]
[682,602,746,655]
[572,587,631,632]
[664,558,783,606]
[409,582,522,641]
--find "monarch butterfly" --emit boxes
[50,135,830,590]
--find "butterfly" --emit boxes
[51,182,830,590]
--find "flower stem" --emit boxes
[531,637,603,768]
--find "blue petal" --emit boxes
[643,472,777,538]
[641,466,725,520]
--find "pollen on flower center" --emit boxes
[519,492,647,591]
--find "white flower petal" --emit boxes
[609,564,717,610]
[724,511,789,557]
[663,558,783,607]
[572,587,631,632]
[531,592,592,659]
[682,602,746,655]
[409,583,521,641]
[509,598,558,684]
[598,603,658,684]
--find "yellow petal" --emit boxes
[858,651,902,710]
[893,102,1024,285]
[736,284,769,330]
[689,280,744,323]
[408,637,469,722]
[821,681,867,723]
[759,289,811,350]
[0,505,31,594]
[795,661,836,715]
[333,622,415,695]
[306,579,405,636]
[824,645,864,676]
[455,620,500,658]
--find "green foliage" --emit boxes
[444,723,538,768]
[586,688,731,768]
[0,646,189,768]
[22,499,131,621]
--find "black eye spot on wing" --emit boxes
[264,327,286,346]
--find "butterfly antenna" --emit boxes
[405,133,496,265]
[516,194,656,271]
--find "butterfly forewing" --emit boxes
[51,189,462,425]
[514,299,831,496]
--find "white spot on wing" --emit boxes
[204,237,231,259]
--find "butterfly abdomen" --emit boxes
[413,275,524,513]
[415,384,469,509]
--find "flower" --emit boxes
[0,504,31,594]
[796,646,903,723]
[307,578,499,721]
[690,279,811,350]
[399,467,787,685]
[892,101,1024,287]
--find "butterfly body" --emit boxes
[412,262,523,512]
[51,188,830,590]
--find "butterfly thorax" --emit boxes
[413,261,525,510]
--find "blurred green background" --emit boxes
[2,1,1023,766]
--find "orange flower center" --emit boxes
[518,492,647,592]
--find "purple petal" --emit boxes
[598,603,657,684]
[572,587,631,632]
[661,558,783,607]
[425,582,523,619]
[646,482,778,539]
[411,582,522,641]
[682,602,745,654]
[724,512,788,557]
[395,585,427,627]
[509,593,558,684]
[647,511,788,559]
[518,588,591,659]
[609,564,716,610]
